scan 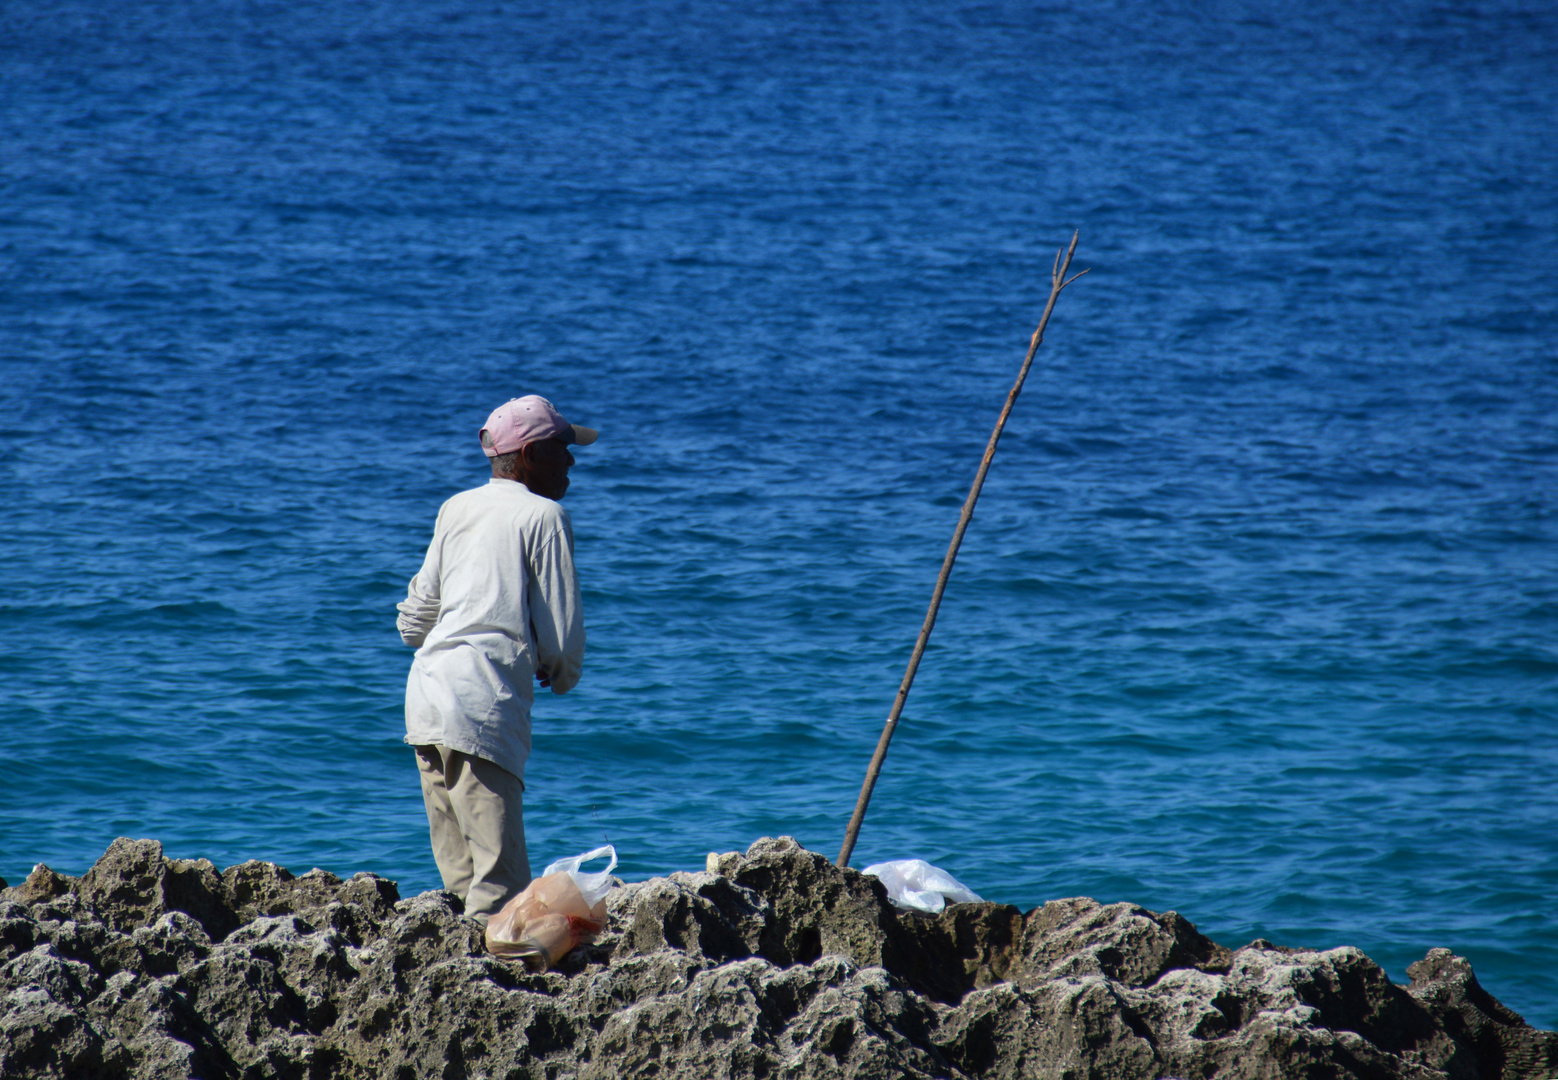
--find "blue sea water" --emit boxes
[3,0,1556,1027]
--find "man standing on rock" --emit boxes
[395,395,596,923]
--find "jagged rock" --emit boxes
[711,835,1028,1005]
[128,912,214,978]
[173,947,308,1062]
[0,835,1553,1080]
[1408,948,1558,1079]
[77,839,237,942]
[607,870,767,963]
[340,955,579,1078]
[0,945,123,1079]
[563,950,706,1028]
[722,836,896,970]
[893,901,1028,1003]
[1,865,76,908]
[1131,943,1432,1080]
[2,945,104,1013]
[222,862,400,946]
[939,976,1161,1080]
[772,959,952,1079]
[1016,895,1232,987]
[22,907,209,986]
[87,969,235,1079]
[372,891,486,982]
[0,903,42,965]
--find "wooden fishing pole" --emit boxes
[836,231,1087,869]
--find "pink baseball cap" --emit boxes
[479,395,599,457]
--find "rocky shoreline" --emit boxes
[2,837,1554,1079]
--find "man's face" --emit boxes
[522,437,575,501]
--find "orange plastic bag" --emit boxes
[485,845,616,970]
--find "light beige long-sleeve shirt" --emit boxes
[396,477,584,782]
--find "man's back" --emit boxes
[399,477,584,783]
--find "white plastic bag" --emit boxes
[862,859,982,914]
[541,844,618,907]
[486,845,619,969]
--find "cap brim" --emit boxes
[567,424,599,446]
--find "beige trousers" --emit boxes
[414,744,531,923]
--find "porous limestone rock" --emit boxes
[77,839,237,942]
[1015,895,1232,987]
[2,835,1555,1080]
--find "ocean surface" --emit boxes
[3,0,1555,1027]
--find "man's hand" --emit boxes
[536,666,552,689]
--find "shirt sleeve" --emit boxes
[397,508,444,647]
[528,512,584,694]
